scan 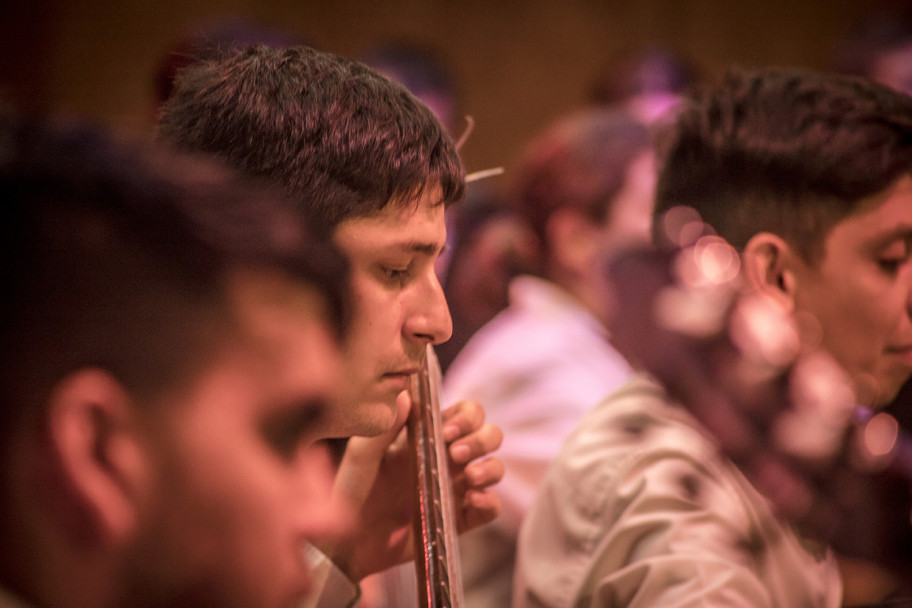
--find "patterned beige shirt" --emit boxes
[514,374,842,607]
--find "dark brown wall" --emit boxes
[0,0,883,177]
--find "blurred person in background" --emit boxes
[436,196,535,372]
[360,41,461,136]
[589,45,700,124]
[149,16,311,125]
[831,2,912,97]
[442,108,656,607]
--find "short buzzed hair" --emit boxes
[655,68,912,260]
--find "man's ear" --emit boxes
[741,232,799,311]
[44,368,147,545]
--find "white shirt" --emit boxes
[302,542,361,608]
[443,275,636,607]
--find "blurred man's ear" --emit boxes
[742,232,799,311]
[44,369,148,546]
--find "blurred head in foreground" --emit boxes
[0,109,352,608]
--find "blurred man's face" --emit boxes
[330,187,453,436]
[791,174,912,405]
[120,271,349,608]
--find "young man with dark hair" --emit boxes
[516,68,912,606]
[157,44,504,601]
[0,111,353,608]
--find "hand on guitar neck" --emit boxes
[605,238,912,584]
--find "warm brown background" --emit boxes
[0,0,895,176]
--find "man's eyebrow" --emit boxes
[391,240,443,256]
[870,225,912,247]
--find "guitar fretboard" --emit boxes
[409,345,464,608]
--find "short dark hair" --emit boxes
[157,44,465,234]
[511,108,651,257]
[0,110,349,441]
[655,68,912,260]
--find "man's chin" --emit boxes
[875,376,912,409]
[341,398,401,437]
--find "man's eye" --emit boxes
[877,253,909,274]
[878,258,904,274]
[382,267,410,283]
[877,241,910,274]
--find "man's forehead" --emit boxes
[333,193,447,249]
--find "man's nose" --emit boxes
[405,270,453,345]
[906,277,912,317]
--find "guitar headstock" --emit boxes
[604,207,912,576]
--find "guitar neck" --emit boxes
[408,344,464,608]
